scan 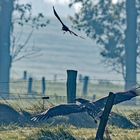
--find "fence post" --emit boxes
[42,96,49,110]
[78,74,83,83]
[95,92,115,140]
[23,71,27,80]
[82,76,89,96]
[53,74,57,82]
[28,77,33,94]
[42,77,46,96]
[66,70,77,103]
[92,94,96,101]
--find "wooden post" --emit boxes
[53,74,57,82]
[23,71,27,80]
[95,92,115,140]
[42,96,49,110]
[92,94,96,101]
[42,77,46,96]
[28,77,33,94]
[78,74,83,83]
[66,70,77,103]
[82,76,89,96]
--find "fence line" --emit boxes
[0,92,139,107]
[0,78,139,83]
[0,72,139,106]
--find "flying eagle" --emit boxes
[53,6,84,39]
[31,104,86,121]
[31,86,140,122]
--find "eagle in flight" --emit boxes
[53,6,84,39]
[31,86,140,122]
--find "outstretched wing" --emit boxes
[114,90,138,104]
[31,104,85,121]
[94,89,139,110]
[53,6,65,26]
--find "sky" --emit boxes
[18,0,119,17]
[19,0,81,17]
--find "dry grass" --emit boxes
[0,125,140,140]
[0,81,140,139]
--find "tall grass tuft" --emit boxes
[27,125,76,140]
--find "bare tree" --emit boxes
[0,0,13,98]
[11,0,49,65]
[0,0,49,98]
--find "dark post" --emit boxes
[82,76,89,96]
[42,96,49,110]
[95,92,115,140]
[23,71,27,80]
[42,77,46,96]
[66,70,77,103]
[28,77,33,94]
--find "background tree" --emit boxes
[0,0,14,98]
[11,0,49,65]
[69,0,139,89]
[0,0,49,97]
[125,0,137,89]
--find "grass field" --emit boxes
[0,80,140,140]
[0,125,140,140]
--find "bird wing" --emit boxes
[53,6,85,39]
[93,97,107,112]
[53,6,65,26]
[31,104,85,121]
[113,90,137,105]
[94,89,138,111]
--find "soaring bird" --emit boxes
[31,86,140,122]
[53,6,84,39]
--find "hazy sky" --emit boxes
[19,0,119,17]
[19,0,81,17]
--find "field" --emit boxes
[1,125,140,140]
[0,80,140,140]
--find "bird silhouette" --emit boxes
[31,86,140,122]
[53,6,84,39]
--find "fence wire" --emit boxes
[0,77,139,106]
